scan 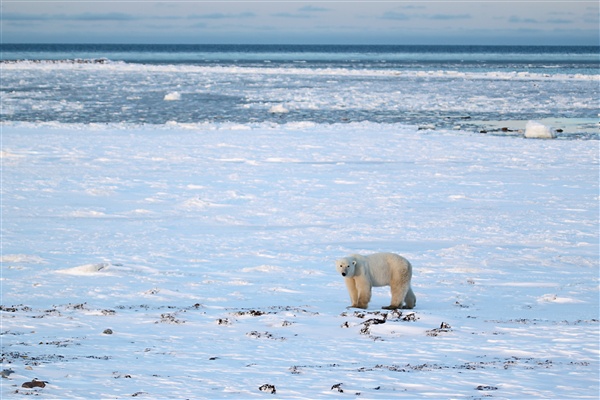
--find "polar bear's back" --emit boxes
[362,252,412,287]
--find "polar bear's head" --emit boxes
[335,256,357,278]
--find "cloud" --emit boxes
[188,12,255,20]
[548,11,574,16]
[547,18,573,24]
[400,5,426,10]
[428,14,471,21]
[508,16,539,24]
[298,6,329,13]
[2,12,45,21]
[3,12,138,21]
[380,11,470,21]
[3,10,257,24]
[271,12,312,19]
[189,22,208,29]
[381,11,411,21]
[69,12,137,21]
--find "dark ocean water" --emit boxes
[2,43,599,71]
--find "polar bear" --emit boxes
[335,252,416,310]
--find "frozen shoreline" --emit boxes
[2,117,598,139]
[2,124,598,398]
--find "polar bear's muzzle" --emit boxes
[336,259,354,277]
[339,265,349,276]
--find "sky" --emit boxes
[1,0,599,46]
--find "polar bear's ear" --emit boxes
[352,260,356,266]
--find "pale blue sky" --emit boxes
[2,1,598,45]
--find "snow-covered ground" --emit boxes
[1,123,598,399]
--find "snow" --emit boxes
[1,123,598,399]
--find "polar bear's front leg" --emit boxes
[355,277,372,309]
[344,278,359,308]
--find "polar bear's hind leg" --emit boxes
[403,287,416,309]
[383,271,409,309]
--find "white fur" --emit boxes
[335,252,416,310]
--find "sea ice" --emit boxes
[163,91,181,101]
[268,104,289,114]
[525,120,556,139]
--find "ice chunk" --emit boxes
[164,92,181,101]
[268,104,289,114]
[525,120,556,139]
